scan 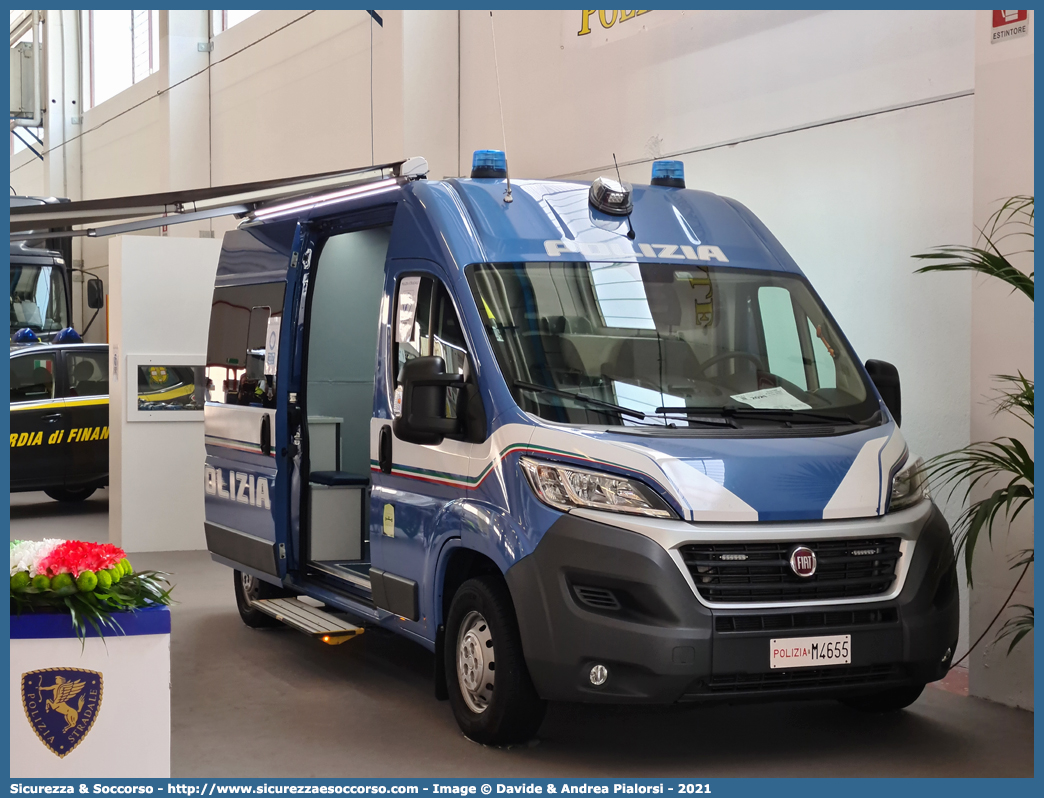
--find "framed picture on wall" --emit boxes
[125,354,206,422]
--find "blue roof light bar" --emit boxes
[651,160,685,188]
[471,150,508,179]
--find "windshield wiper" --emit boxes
[719,405,864,425]
[514,380,646,420]
[654,407,738,428]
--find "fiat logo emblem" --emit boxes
[789,546,817,578]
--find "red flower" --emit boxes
[38,541,126,578]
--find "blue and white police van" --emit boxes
[202,153,959,744]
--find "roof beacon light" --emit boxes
[471,150,508,179]
[589,176,633,216]
[53,327,83,344]
[651,160,685,188]
[13,327,39,344]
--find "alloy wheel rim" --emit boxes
[456,610,495,714]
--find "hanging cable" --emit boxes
[489,12,512,203]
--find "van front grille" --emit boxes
[681,664,906,698]
[715,607,899,633]
[681,538,902,603]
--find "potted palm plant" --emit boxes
[914,196,1033,655]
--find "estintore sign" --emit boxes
[992,10,1029,43]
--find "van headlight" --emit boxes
[889,456,930,512]
[520,457,675,518]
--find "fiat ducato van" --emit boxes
[203,153,959,744]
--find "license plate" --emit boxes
[770,635,851,669]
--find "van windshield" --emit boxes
[466,261,879,428]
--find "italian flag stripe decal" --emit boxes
[369,443,630,490]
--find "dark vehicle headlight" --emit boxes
[520,457,674,518]
[889,456,930,512]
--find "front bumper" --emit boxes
[505,501,959,704]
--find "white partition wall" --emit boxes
[967,10,1034,710]
[108,235,223,552]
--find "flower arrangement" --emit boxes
[10,539,174,640]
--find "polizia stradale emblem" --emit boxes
[21,668,103,757]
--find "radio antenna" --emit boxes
[613,153,636,239]
[490,12,512,203]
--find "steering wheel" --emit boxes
[695,351,765,377]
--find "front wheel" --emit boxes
[44,487,96,502]
[233,570,293,628]
[840,683,926,712]
[444,575,546,745]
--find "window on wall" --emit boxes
[211,10,258,35]
[10,20,40,156]
[83,10,159,109]
[11,126,43,157]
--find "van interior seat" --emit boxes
[604,337,703,384]
[533,316,589,388]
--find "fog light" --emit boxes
[589,664,608,686]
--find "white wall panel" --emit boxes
[108,235,222,552]
[81,76,166,200]
[967,10,1034,710]
[404,10,459,179]
[459,10,975,179]
[209,10,386,187]
[9,150,46,197]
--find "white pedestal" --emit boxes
[9,607,171,777]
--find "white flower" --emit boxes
[9,539,64,578]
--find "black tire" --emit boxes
[44,487,96,503]
[444,575,547,745]
[840,683,926,712]
[233,570,293,628]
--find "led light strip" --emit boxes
[252,178,399,220]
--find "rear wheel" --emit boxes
[44,487,96,502]
[840,683,926,712]
[444,575,546,745]
[233,570,293,628]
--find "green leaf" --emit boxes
[913,195,1033,299]
[992,372,1033,424]
[11,569,174,645]
[996,605,1033,655]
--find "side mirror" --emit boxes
[865,359,901,426]
[393,356,464,445]
[86,278,105,309]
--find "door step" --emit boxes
[252,597,364,645]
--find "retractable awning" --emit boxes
[9,157,428,240]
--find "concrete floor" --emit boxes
[10,491,1035,777]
